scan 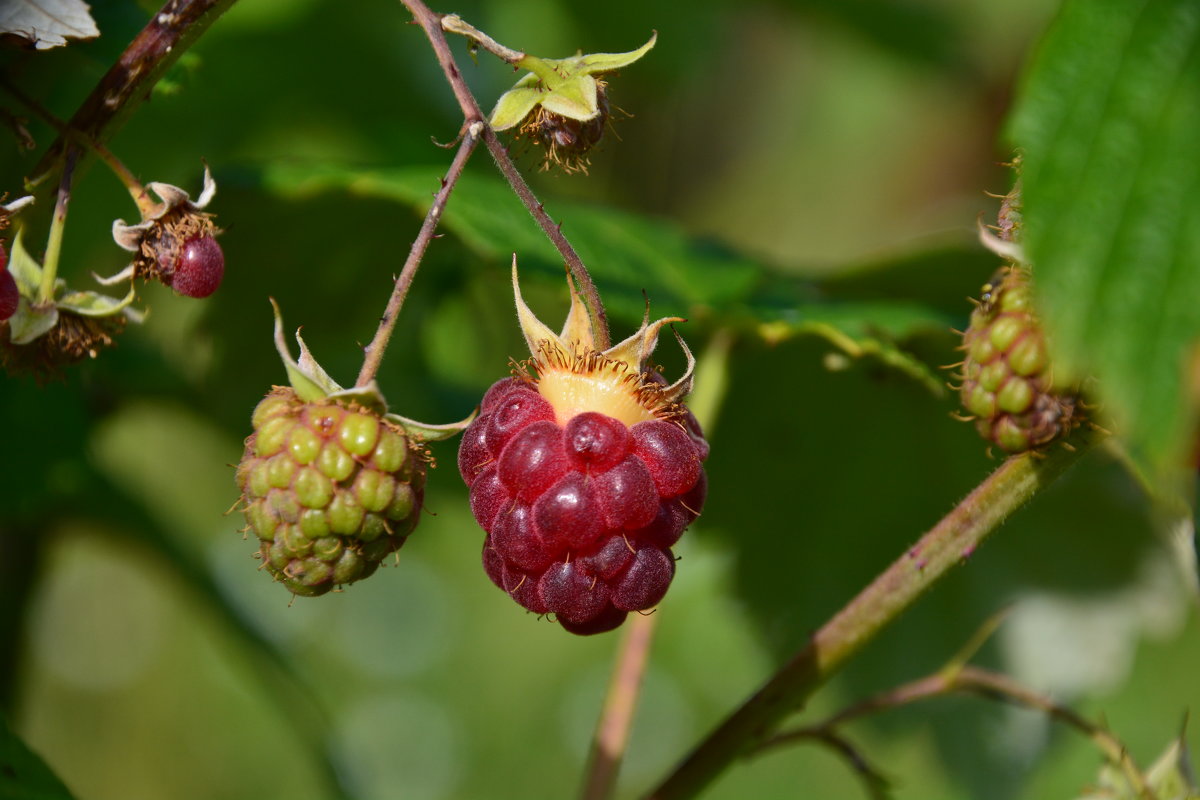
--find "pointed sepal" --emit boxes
[270,297,343,402]
[7,301,57,345]
[328,381,388,416]
[57,285,137,317]
[558,271,595,346]
[490,81,543,131]
[8,230,43,296]
[513,256,571,357]
[570,32,657,74]
[386,409,477,443]
[539,75,599,122]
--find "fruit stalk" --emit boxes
[645,431,1100,800]
[0,78,154,216]
[38,149,77,304]
[580,331,731,799]
[480,125,611,348]
[355,120,482,387]
[399,0,611,349]
[581,612,658,800]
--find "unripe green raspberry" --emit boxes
[237,387,427,596]
[958,267,1079,453]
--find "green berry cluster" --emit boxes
[959,267,1078,453]
[236,387,425,596]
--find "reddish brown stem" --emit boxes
[356,122,482,387]
[397,0,610,349]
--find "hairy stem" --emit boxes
[398,0,610,349]
[480,126,610,349]
[581,612,658,800]
[29,0,239,188]
[645,434,1099,799]
[763,665,1153,800]
[39,149,77,304]
[356,122,482,387]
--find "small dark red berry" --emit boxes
[170,235,224,298]
[0,264,18,322]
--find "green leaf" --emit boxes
[746,277,955,395]
[1007,0,1200,489]
[260,163,762,318]
[261,163,954,392]
[0,713,76,800]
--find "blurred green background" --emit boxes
[2,1,1197,799]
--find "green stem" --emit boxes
[515,54,566,88]
[439,14,524,64]
[645,433,1099,799]
[39,149,77,304]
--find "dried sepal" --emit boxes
[490,33,656,173]
[109,166,225,298]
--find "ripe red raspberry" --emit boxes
[460,266,708,635]
[110,168,225,298]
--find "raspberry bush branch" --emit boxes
[760,665,1155,800]
[28,0,240,192]
[400,0,611,348]
[646,431,1102,800]
[355,121,482,387]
